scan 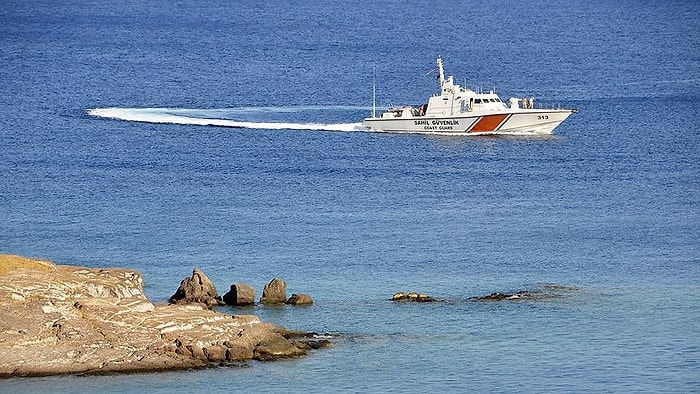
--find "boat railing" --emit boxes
[536,102,576,111]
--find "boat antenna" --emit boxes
[437,55,445,86]
[372,65,376,118]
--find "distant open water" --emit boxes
[1,0,699,392]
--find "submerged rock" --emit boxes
[223,283,256,306]
[169,268,224,308]
[260,278,287,304]
[0,255,326,378]
[469,286,577,302]
[542,284,580,292]
[279,329,334,350]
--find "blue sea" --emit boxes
[1,0,699,392]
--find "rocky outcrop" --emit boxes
[285,293,313,306]
[0,255,321,378]
[391,292,437,302]
[260,278,287,304]
[169,269,224,308]
[222,283,256,306]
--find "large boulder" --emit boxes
[222,283,256,306]
[169,269,224,308]
[260,278,287,304]
[285,293,313,306]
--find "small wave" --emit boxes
[87,107,366,132]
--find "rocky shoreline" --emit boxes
[0,254,580,379]
[0,255,326,378]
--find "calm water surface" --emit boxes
[1,0,699,392]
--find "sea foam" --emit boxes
[87,107,366,132]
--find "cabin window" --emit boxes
[475,99,482,104]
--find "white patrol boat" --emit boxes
[362,56,578,135]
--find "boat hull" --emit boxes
[362,109,575,135]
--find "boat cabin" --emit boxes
[380,56,522,119]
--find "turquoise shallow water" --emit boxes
[1,0,699,392]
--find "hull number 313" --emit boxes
[538,115,549,120]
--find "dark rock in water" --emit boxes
[260,278,287,304]
[280,329,319,339]
[469,291,533,301]
[392,292,436,302]
[223,283,256,306]
[285,293,313,306]
[169,268,224,308]
[469,288,573,302]
[294,339,333,350]
[279,329,335,350]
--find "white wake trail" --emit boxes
[87,107,366,132]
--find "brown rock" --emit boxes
[0,255,326,378]
[223,283,256,306]
[169,269,224,307]
[204,345,227,362]
[285,293,313,306]
[391,291,436,302]
[188,344,207,361]
[392,292,408,301]
[225,343,254,361]
[260,278,287,304]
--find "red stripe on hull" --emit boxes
[469,114,509,132]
